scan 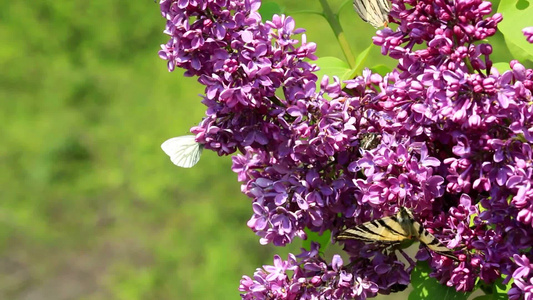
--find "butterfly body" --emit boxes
[337,207,458,260]
[161,135,203,168]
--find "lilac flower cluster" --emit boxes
[239,243,379,299]
[159,0,318,156]
[158,0,533,298]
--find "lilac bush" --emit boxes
[158,0,533,298]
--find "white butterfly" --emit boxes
[353,0,391,28]
[161,135,203,168]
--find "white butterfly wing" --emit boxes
[161,135,203,168]
[353,0,391,28]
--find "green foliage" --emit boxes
[369,64,393,76]
[259,1,284,20]
[494,275,513,294]
[473,275,513,300]
[491,62,511,74]
[409,261,470,300]
[315,57,352,87]
[302,228,331,253]
[498,0,533,62]
[351,44,373,75]
[471,295,508,300]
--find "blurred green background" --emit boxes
[0,0,516,299]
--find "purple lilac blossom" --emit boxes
[239,243,379,299]
[158,0,533,298]
[523,27,533,43]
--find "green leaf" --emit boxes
[369,64,393,76]
[409,261,470,300]
[302,228,331,253]
[497,0,533,62]
[314,48,391,91]
[259,2,283,21]
[491,62,510,74]
[346,44,373,78]
[494,275,513,294]
[344,45,392,82]
[314,57,353,88]
[471,294,508,300]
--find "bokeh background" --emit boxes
[0,0,514,299]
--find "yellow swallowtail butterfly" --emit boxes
[337,207,459,260]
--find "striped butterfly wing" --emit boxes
[353,0,391,28]
[413,221,459,260]
[337,210,413,244]
[338,208,459,261]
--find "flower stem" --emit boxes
[317,0,356,68]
